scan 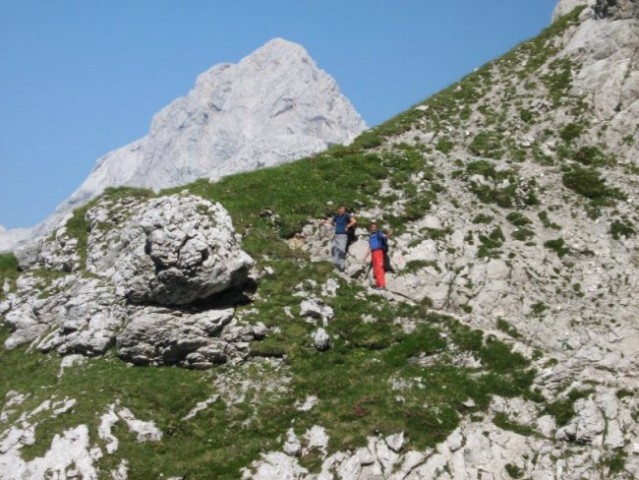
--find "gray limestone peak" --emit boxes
[0,38,366,253]
[62,37,366,212]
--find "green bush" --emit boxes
[610,219,635,240]
[544,388,594,426]
[562,165,624,203]
[601,451,628,475]
[538,211,561,230]
[506,212,532,227]
[505,463,525,479]
[435,137,455,154]
[478,227,505,258]
[493,412,534,436]
[573,146,610,167]
[559,123,583,143]
[512,228,535,241]
[496,318,522,339]
[472,214,493,224]
[544,238,570,258]
[469,132,504,159]
[519,109,535,124]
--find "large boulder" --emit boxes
[1,193,258,364]
[106,194,255,306]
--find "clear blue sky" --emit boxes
[0,0,559,229]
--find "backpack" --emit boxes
[346,224,357,251]
[379,234,388,254]
[380,235,394,272]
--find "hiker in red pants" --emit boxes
[363,222,389,290]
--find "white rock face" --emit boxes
[108,195,254,305]
[559,2,639,163]
[71,38,365,197]
[1,193,262,367]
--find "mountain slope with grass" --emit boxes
[1,1,639,479]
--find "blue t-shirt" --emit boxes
[333,214,352,234]
[369,231,386,251]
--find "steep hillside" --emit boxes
[1,2,638,479]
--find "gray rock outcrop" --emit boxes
[0,192,259,366]
[104,195,253,306]
[593,0,639,18]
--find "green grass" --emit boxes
[1,239,541,478]
[543,388,594,427]
[0,252,20,299]
[493,412,535,436]
[562,165,625,204]
[478,227,505,258]
[469,132,505,159]
[559,123,583,143]
[544,238,570,258]
[506,212,532,227]
[610,219,635,240]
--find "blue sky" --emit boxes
[0,0,559,229]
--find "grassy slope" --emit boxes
[0,6,612,479]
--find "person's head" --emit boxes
[337,205,346,215]
[369,222,378,232]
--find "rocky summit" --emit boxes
[1,1,639,479]
[0,38,366,253]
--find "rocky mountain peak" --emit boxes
[0,38,366,253]
[71,37,366,201]
[245,37,312,64]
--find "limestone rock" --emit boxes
[593,0,639,19]
[2,193,256,364]
[108,195,254,306]
[116,307,235,366]
[552,0,596,22]
[300,298,334,325]
[312,327,331,352]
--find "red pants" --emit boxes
[371,249,386,288]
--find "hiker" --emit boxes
[324,205,356,272]
[363,222,390,290]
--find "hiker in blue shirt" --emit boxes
[363,222,389,289]
[325,205,356,272]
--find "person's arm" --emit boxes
[347,215,357,229]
